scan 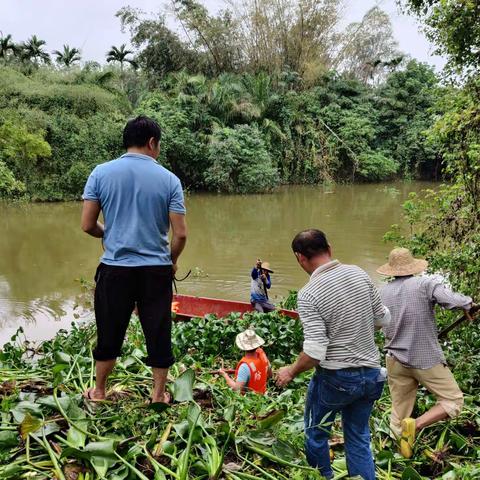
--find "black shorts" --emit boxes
[93,263,174,368]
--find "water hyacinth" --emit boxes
[0,312,479,479]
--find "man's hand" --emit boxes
[170,212,187,266]
[276,366,295,387]
[172,263,178,275]
[81,200,104,238]
[465,303,479,322]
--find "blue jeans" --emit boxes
[304,367,385,480]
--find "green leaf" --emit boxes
[187,403,204,428]
[52,363,68,374]
[0,431,19,450]
[65,403,88,448]
[85,439,118,457]
[223,405,235,422]
[245,430,276,446]
[91,455,114,477]
[61,439,119,461]
[54,351,72,364]
[376,449,395,467]
[173,368,195,402]
[0,464,22,478]
[108,465,130,480]
[402,466,423,480]
[257,409,285,431]
[271,439,298,463]
[38,394,72,411]
[20,412,42,439]
[66,424,87,449]
[10,401,42,423]
[173,420,189,439]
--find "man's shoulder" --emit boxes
[339,263,368,277]
[93,157,179,181]
[316,263,368,285]
[91,157,123,174]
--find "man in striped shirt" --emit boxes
[276,229,390,480]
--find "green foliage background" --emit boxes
[0,60,445,200]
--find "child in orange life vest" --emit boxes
[220,327,271,394]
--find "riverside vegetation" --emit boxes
[0,0,462,200]
[1,310,479,479]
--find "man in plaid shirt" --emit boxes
[378,248,475,458]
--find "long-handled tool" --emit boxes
[438,304,480,339]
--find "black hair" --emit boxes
[123,115,161,149]
[291,229,329,259]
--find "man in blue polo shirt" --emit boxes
[81,115,187,404]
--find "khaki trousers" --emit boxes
[386,355,464,436]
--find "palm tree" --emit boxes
[52,45,81,68]
[105,44,137,72]
[21,35,50,65]
[0,34,18,61]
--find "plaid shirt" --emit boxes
[380,275,472,369]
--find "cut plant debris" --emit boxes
[1,312,479,479]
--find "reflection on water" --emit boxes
[0,182,435,345]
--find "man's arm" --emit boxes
[429,279,472,311]
[276,293,327,387]
[81,200,104,238]
[276,351,319,386]
[220,367,247,391]
[169,212,187,270]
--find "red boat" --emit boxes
[172,294,298,321]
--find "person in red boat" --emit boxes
[220,327,271,394]
[250,259,276,313]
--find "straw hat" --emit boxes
[236,327,265,351]
[377,248,428,277]
[260,261,274,273]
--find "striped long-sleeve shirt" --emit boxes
[298,260,390,369]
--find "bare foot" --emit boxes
[83,387,106,402]
[151,391,171,404]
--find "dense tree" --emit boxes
[253,0,341,79]
[0,66,127,200]
[119,0,398,86]
[0,34,18,61]
[173,0,241,75]
[0,2,460,199]
[338,7,404,84]
[21,35,50,65]
[106,44,137,71]
[399,0,480,76]
[204,125,278,193]
[53,45,81,68]
[116,7,200,82]
[375,60,441,177]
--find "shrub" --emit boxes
[357,151,398,181]
[0,161,26,197]
[204,125,279,193]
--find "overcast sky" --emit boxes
[1,0,445,70]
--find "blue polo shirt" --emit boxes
[82,153,186,267]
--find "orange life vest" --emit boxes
[235,348,270,394]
